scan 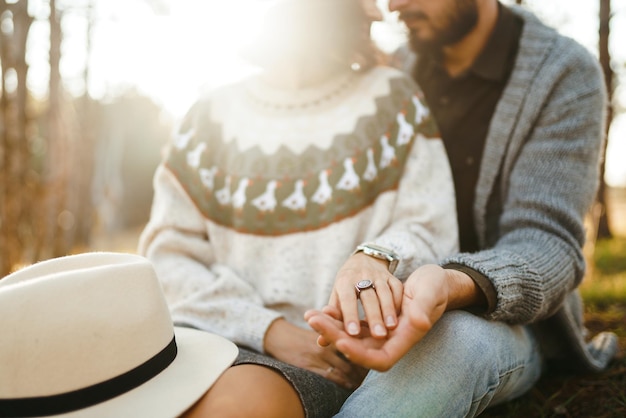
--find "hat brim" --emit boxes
[60,327,238,418]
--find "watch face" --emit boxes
[360,244,398,261]
[371,249,391,260]
[356,244,399,274]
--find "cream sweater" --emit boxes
[139,66,458,353]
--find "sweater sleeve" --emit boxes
[370,133,459,280]
[138,165,282,353]
[442,36,607,324]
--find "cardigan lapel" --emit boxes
[473,7,557,248]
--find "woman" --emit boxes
[138,0,458,416]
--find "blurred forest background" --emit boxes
[1,0,625,276]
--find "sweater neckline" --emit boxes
[244,69,359,112]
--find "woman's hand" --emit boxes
[307,264,483,371]
[263,318,368,389]
[328,252,404,339]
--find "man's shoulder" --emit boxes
[512,5,599,70]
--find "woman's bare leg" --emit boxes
[182,364,305,418]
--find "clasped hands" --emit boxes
[305,254,470,372]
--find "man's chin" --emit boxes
[409,31,442,55]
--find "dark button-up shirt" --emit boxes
[415,4,523,253]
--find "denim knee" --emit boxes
[337,311,541,418]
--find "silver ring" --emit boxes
[355,279,375,297]
[327,366,334,374]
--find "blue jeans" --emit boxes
[335,310,542,417]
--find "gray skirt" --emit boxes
[234,347,354,418]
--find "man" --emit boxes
[305,0,618,416]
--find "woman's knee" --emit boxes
[182,364,305,418]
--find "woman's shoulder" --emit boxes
[364,65,415,84]
[359,65,423,101]
[178,77,252,125]
[197,78,250,106]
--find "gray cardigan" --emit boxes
[400,6,618,372]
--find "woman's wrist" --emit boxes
[263,317,288,356]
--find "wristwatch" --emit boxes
[353,243,400,274]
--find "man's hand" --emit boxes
[264,318,368,389]
[306,264,484,371]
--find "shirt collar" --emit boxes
[471,3,520,81]
[418,3,520,82]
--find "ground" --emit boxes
[481,305,626,418]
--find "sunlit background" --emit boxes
[1,0,624,271]
[21,0,625,186]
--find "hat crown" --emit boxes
[0,253,173,399]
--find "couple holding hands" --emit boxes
[139,0,617,417]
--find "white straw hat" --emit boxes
[0,252,238,418]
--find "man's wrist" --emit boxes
[444,269,488,311]
[442,263,496,314]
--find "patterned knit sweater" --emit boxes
[138,66,458,353]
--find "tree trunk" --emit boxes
[46,0,73,258]
[0,1,10,275]
[596,0,613,239]
[74,0,97,249]
[0,0,33,276]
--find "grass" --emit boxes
[481,236,626,417]
[580,238,626,306]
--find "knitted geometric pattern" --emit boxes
[166,70,438,235]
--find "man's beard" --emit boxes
[407,0,479,55]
